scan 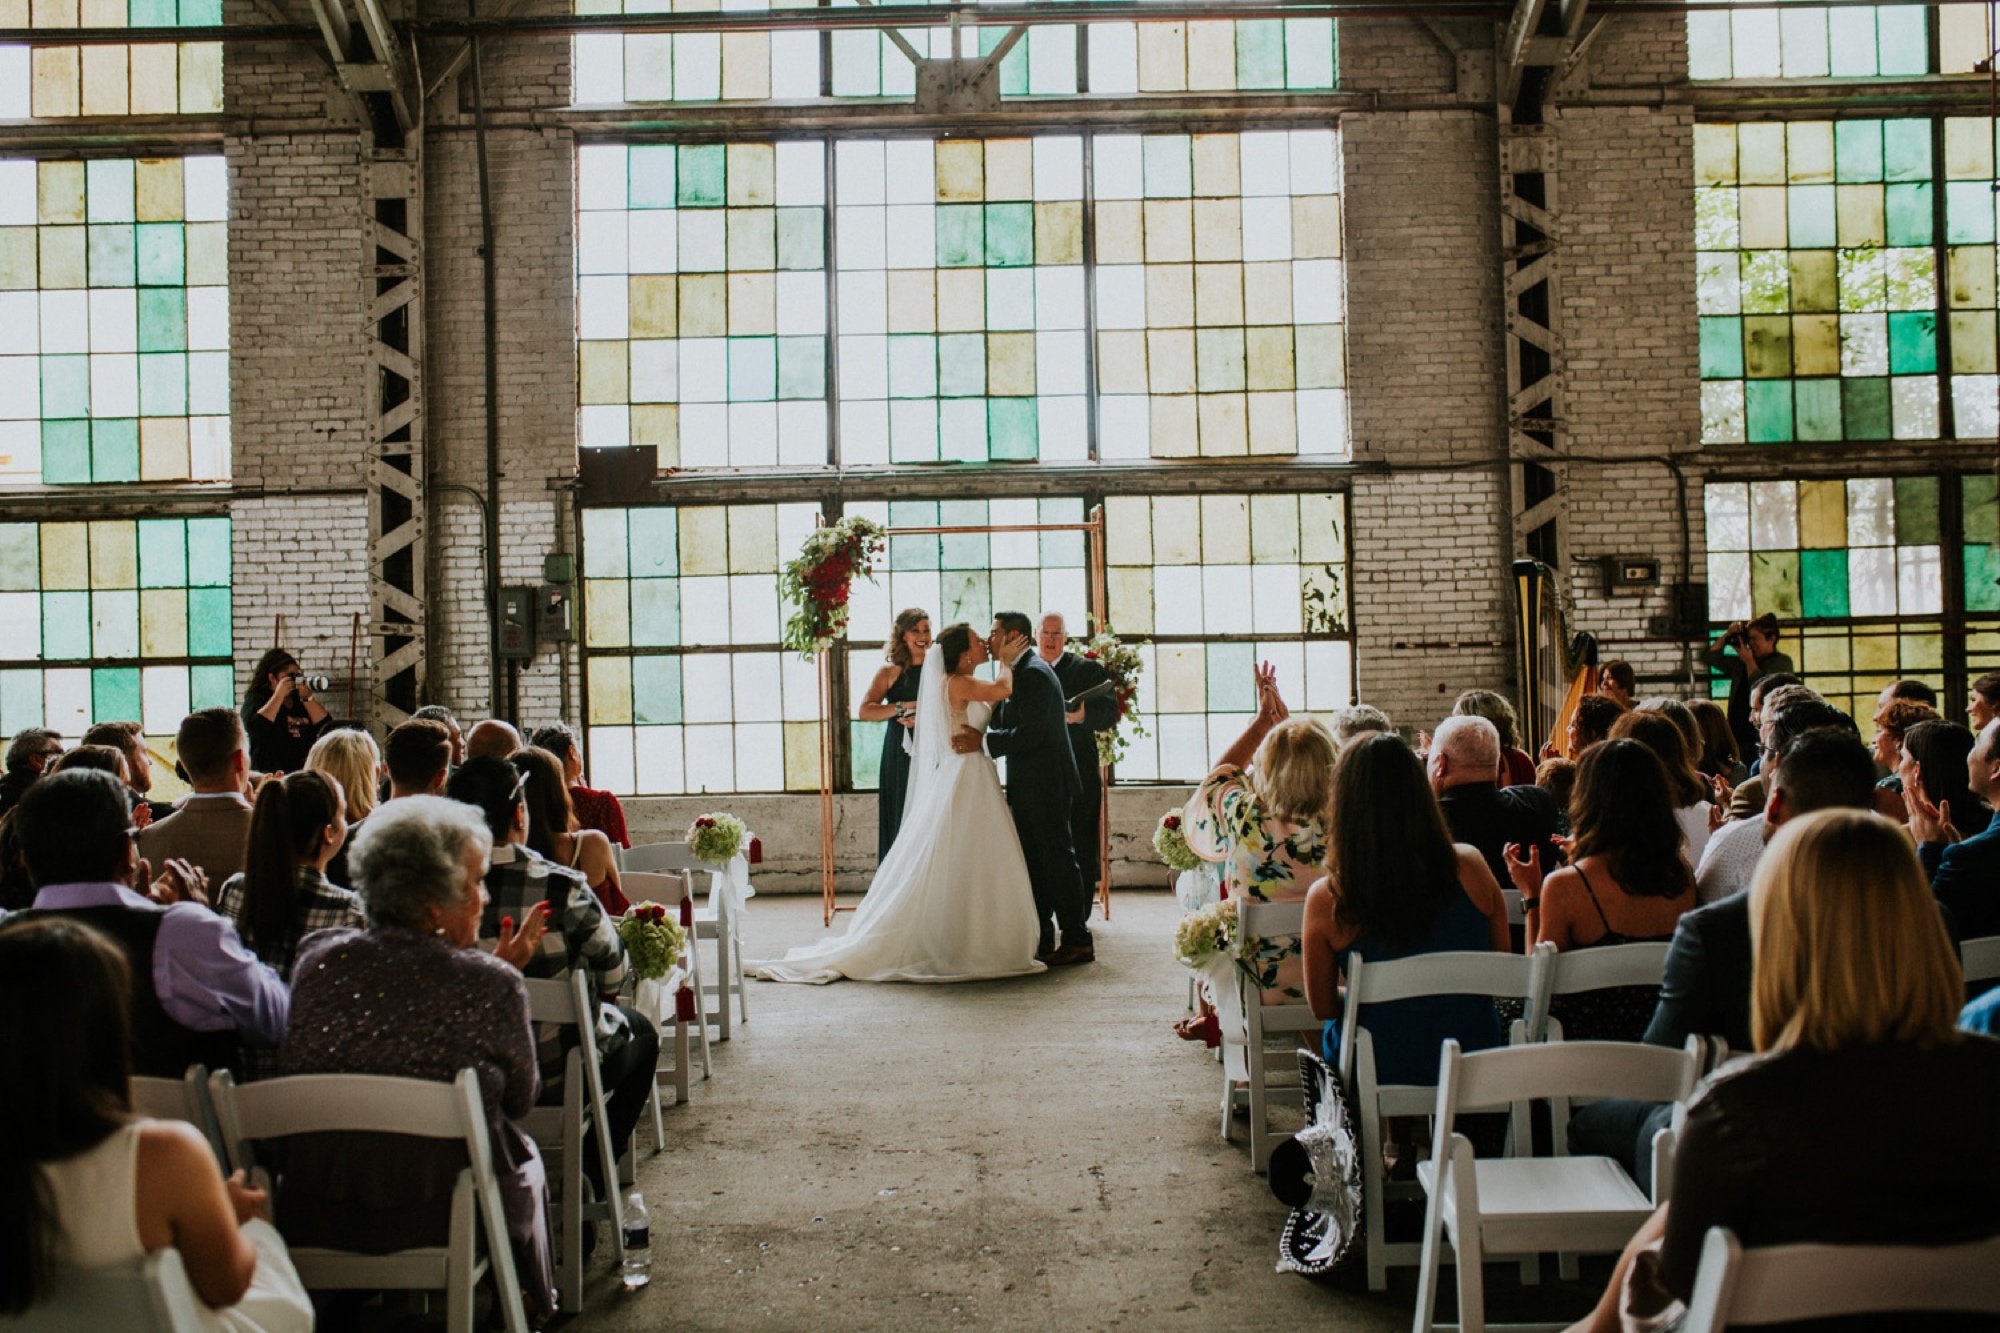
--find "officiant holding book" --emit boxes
[1039,613,1118,906]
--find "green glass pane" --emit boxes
[137,353,187,416]
[988,398,1037,461]
[1745,379,1794,443]
[134,223,185,286]
[1895,476,1939,543]
[937,334,985,397]
[1883,120,1932,182]
[187,587,231,656]
[1884,183,1933,246]
[1877,13,1928,76]
[935,205,983,269]
[888,501,940,570]
[1842,378,1891,439]
[42,591,90,659]
[1207,642,1255,711]
[178,0,222,26]
[90,419,139,484]
[138,288,187,351]
[1947,181,1998,246]
[629,146,676,209]
[1236,19,1286,88]
[775,208,824,270]
[629,656,682,726]
[92,667,141,724]
[848,717,879,790]
[87,225,135,287]
[628,509,676,578]
[0,671,41,731]
[983,203,1033,268]
[0,527,35,591]
[1834,121,1884,183]
[1886,311,1937,374]
[677,146,726,207]
[41,357,90,419]
[630,578,680,647]
[186,518,229,586]
[776,337,824,399]
[1965,474,2000,545]
[40,420,89,485]
[1750,550,1802,618]
[1965,544,2000,613]
[131,0,176,25]
[1800,549,1850,618]
[1700,317,1743,379]
[190,663,234,707]
[1794,380,1842,441]
[1787,186,1836,249]
[137,519,186,589]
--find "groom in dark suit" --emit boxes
[953,611,1093,965]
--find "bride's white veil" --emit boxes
[901,641,957,827]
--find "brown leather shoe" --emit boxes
[1048,943,1096,967]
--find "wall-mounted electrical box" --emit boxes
[1601,555,1661,596]
[499,586,535,659]
[537,585,572,642]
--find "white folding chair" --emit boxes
[209,1068,530,1333]
[1218,900,1321,1174]
[1682,1226,2000,1332]
[0,1248,207,1332]
[131,1064,227,1169]
[1525,941,1672,1043]
[1962,934,2000,987]
[625,840,747,1041]
[623,869,710,1143]
[1414,1037,1700,1333]
[521,967,627,1313]
[1336,950,1540,1292]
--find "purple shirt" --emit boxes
[32,882,290,1047]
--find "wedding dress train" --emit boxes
[748,658,1044,984]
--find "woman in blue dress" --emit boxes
[857,609,931,862]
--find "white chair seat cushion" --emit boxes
[1419,1156,1655,1251]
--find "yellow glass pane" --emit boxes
[583,581,632,650]
[1737,124,1786,185]
[1094,202,1142,264]
[178,43,222,114]
[1033,201,1081,265]
[1295,324,1344,388]
[38,226,86,287]
[1152,496,1199,564]
[1693,123,1738,186]
[1157,644,1204,712]
[139,417,190,481]
[0,229,37,290]
[1200,495,1250,563]
[30,47,80,118]
[1801,628,1848,674]
[986,331,1036,396]
[1191,134,1239,198]
[129,44,179,116]
[79,44,128,116]
[1196,393,1247,456]
[184,223,226,284]
[0,0,26,24]
[1145,264,1193,327]
[134,158,185,223]
[1797,480,1846,549]
[728,504,777,572]
[1142,200,1192,263]
[631,404,678,457]
[934,141,983,203]
[38,161,85,226]
[1194,263,1242,325]
[1300,494,1345,563]
[41,522,88,590]
[1292,195,1341,259]
[985,139,1032,201]
[1790,314,1840,376]
[1243,262,1292,324]
[725,208,775,270]
[1738,187,1788,250]
[1249,494,1301,563]
[1245,325,1294,391]
[1186,21,1235,89]
[1950,246,1996,310]
[1247,392,1296,456]
[1784,122,1834,184]
[1945,117,1995,180]
[587,656,634,722]
[677,273,727,337]
[1193,197,1242,262]
[727,270,776,335]
[579,341,630,404]
[88,520,138,589]
[886,270,935,333]
[1952,312,1998,373]
[1103,495,1151,565]
[628,274,677,338]
[782,719,819,790]
[1151,394,1198,457]
[1096,329,1147,392]
[31,0,78,25]
[1136,22,1186,92]
[1147,328,1195,393]
[679,506,728,576]
[1106,567,1153,634]
[1852,631,1898,673]
[140,587,188,657]
[720,34,771,100]
[1900,632,1944,671]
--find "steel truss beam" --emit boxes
[365,148,426,728]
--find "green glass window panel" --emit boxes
[1965,544,2000,612]
[775,209,823,270]
[1206,642,1255,710]
[988,398,1038,461]
[630,578,680,647]
[42,591,90,659]
[983,203,1033,268]
[938,334,985,397]
[186,517,229,585]
[1884,183,1934,246]
[1843,377,1892,438]
[935,206,983,269]
[1742,315,1791,377]
[135,224,185,286]
[42,357,90,418]
[40,421,89,485]
[186,587,230,655]
[138,288,187,351]
[1750,550,1802,618]
[1895,476,1940,542]
[179,0,222,26]
[137,518,186,588]
[0,528,35,591]
[132,0,177,25]
[628,509,676,578]
[138,354,188,417]
[1835,122,1884,182]
[1877,13,1928,77]
[93,667,141,723]
[88,226,136,287]
[1745,380,1794,442]
[777,337,824,399]
[1794,379,1843,440]
[1965,474,2000,544]
[632,655,683,725]
[1800,548,1851,617]
[190,664,234,708]
[0,671,41,729]
[1887,311,1937,374]
[849,719,880,790]
[1235,20,1286,88]
[91,419,139,483]
[1947,181,1997,245]
[677,146,726,207]
[1883,120,1932,182]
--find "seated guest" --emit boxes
[307,726,383,885]
[1880,676,1940,711]
[384,716,452,799]
[1429,715,1559,899]
[139,708,255,885]
[81,720,173,822]
[1512,739,1694,1040]
[531,722,629,849]
[514,745,628,915]
[1724,681,1817,819]
[12,770,287,1076]
[0,917,312,1329]
[50,744,129,781]
[1569,810,2000,1333]
[411,703,466,767]
[1609,710,1713,867]
[464,719,523,762]
[1686,699,1743,787]
[1452,690,1537,786]
[1696,703,1866,904]
[1304,732,1510,1085]
[1870,696,1939,801]
[1328,703,1393,753]
[1598,660,1636,710]
[1971,670,2000,731]
[1916,716,2000,940]
[1557,692,1622,761]
[239,649,332,776]
[446,757,658,1195]
[0,727,62,818]
[279,796,556,1323]
[1536,757,1576,834]
[215,771,364,978]
[1900,718,1993,841]
[0,816,31,912]
[1634,697,1703,763]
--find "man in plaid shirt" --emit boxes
[448,756,659,1193]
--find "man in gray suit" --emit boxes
[139,707,255,886]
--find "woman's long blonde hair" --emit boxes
[1251,717,1337,826]
[307,728,382,822]
[1750,809,1962,1053]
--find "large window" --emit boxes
[0,0,223,117]
[1687,1,1991,79]
[1695,119,1997,446]
[0,156,231,484]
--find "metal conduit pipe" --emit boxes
[469,0,505,721]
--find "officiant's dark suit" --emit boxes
[986,641,1091,957]
[1045,647,1117,898]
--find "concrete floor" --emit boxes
[563,890,1603,1332]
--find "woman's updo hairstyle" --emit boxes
[935,622,975,674]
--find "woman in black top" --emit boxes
[240,647,331,774]
[1900,718,1994,840]
[1573,809,2000,1332]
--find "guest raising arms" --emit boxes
[857,608,932,862]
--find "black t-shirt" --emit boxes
[242,694,330,774]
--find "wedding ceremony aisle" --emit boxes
[588,890,1397,1331]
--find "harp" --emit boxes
[1513,558,1598,756]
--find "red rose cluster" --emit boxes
[1163,813,1181,831]
[804,541,859,611]
[636,903,670,923]
[694,816,715,829]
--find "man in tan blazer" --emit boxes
[139,707,255,886]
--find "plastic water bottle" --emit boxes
[621,1192,651,1290]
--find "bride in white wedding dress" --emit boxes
[749,623,1046,984]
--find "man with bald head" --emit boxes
[1915,715,2000,939]
[1037,612,1119,906]
[1427,713,1560,903]
[464,718,523,762]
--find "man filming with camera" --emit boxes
[1705,612,1794,762]
[241,648,333,774]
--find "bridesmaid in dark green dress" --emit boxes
[858,608,932,862]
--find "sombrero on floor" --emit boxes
[1267,1049,1365,1276]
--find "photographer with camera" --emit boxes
[1705,612,1793,761]
[241,648,333,775]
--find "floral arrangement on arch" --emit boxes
[780,516,886,660]
[687,812,747,865]
[617,903,687,982]
[1075,626,1146,769]
[1154,810,1202,872]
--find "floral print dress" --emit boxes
[1184,764,1329,1002]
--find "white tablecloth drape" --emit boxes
[634,964,691,1028]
